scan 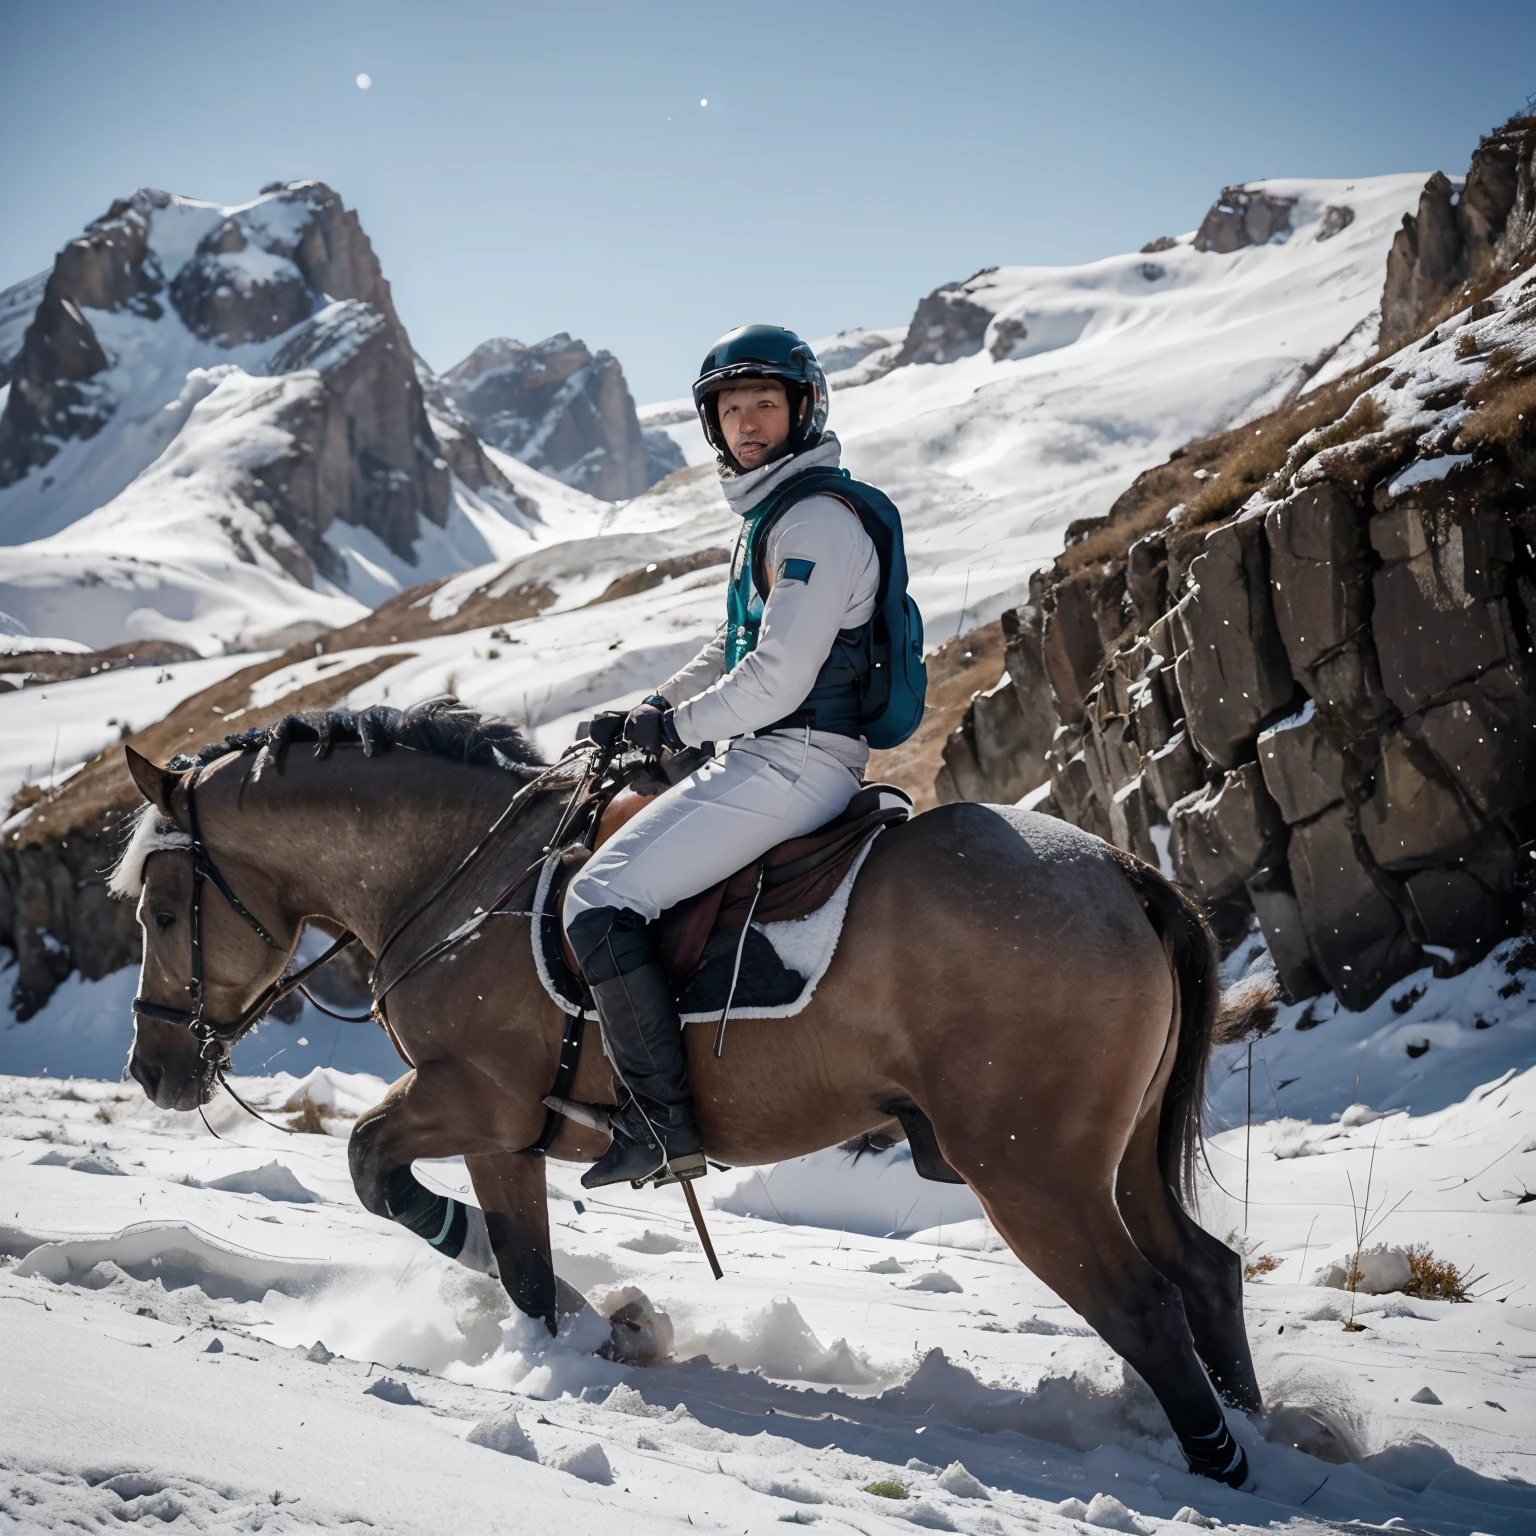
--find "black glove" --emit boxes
[622,695,683,755]
[584,711,626,749]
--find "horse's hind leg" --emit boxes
[953,1149,1249,1487]
[1116,1111,1262,1413]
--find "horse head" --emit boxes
[119,747,297,1110]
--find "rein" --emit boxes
[133,736,618,1137]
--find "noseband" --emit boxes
[131,762,358,1064]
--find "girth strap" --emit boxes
[517,1010,586,1155]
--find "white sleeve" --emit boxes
[654,625,729,709]
[671,496,878,746]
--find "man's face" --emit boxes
[716,379,792,470]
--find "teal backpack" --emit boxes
[725,466,927,750]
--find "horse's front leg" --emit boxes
[465,1150,589,1335]
[347,1065,505,1282]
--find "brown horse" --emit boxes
[117,700,1270,1486]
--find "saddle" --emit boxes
[555,777,912,989]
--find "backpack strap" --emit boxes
[747,467,862,599]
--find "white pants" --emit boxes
[562,731,862,929]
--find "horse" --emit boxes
[115,698,1271,1486]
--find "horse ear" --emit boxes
[124,745,182,818]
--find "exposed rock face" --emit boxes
[940,118,1536,1011]
[895,271,998,366]
[0,181,451,570]
[436,335,653,501]
[643,428,686,484]
[1380,115,1536,349]
[0,272,47,390]
[1317,205,1356,242]
[1193,187,1297,254]
[935,599,1055,804]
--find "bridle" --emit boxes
[130,760,361,1067]
[130,732,621,1079]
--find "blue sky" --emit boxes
[2,0,1532,403]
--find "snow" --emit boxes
[6,167,1536,1531]
[0,188,609,655]
[3,938,1536,1535]
[1386,452,1474,497]
[0,269,47,374]
[0,650,264,807]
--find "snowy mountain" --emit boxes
[11,154,1536,1536]
[0,269,46,389]
[434,333,683,500]
[0,182,606,653]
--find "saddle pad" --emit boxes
[530,829,885,1024]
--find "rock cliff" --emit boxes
[1380,116,1536,350]
[435,333,664,500]
[941,115,1536,1012]
[0,182,450,575]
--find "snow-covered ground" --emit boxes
[3,931,1535,1533]
[0,651,269,808]
[11,166,1536,1532]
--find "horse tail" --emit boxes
[1103,847,1277,1212]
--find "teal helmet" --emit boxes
[693,324,829,466]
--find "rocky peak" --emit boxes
[0,180,449,572]
[1192,185,1297,253]
[1380,114,1536,350]
[893,271,998,367]
[435,333,654,500]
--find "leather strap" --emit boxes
[517,1010,586,1155]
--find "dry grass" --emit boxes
[1243,1252,1283,1282]
[7,782,45,818]
[286,1097,328,1135]
[1058,368,1387,574]
[865,618,1006,812]
[1402,1243,1479,1303]
[1298,392,1388,460]
[1455,345,1536,451]
[587,548,730,606]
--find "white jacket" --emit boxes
[657,434,879,772]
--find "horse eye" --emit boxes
[154,912,175,933]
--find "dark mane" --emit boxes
[168,696,548,776]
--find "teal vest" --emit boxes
[722,466,927,748]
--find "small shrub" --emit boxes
[1454,330,1482,360]
[1455,349,1536,451]
[1403,1244,1478,1303]
[8,782,45,817]
[95,1105,113,1124]
[287,1098,327,1135]
[1391,985,1426,1015]
[1244,1253,1283,1281]
[864,1480,907,1500]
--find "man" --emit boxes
[561,324,895,1190]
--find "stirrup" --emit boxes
[640,1151,709,1189]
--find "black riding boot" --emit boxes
[567,906,704,1190]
